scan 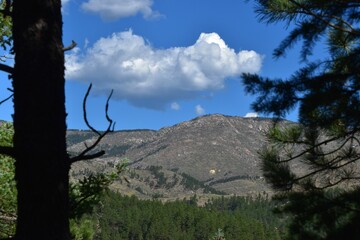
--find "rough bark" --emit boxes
[12,0,70,239]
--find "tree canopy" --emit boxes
[242,1,360,239]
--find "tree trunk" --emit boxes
[12,0,70,239]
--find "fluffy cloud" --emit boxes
[195,105,205,115]
[171,102,180,110]
[81,0,159,21]
[244,112,259,118]
[65,30,263,109]
[62,0,70,9]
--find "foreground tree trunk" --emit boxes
[12,1,70,239]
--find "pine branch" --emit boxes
[289,0,360,36]
[293,155,360,188]
[272,129,359,163]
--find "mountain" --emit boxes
[68,114,288,199]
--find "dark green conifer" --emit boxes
[242,1,360,238]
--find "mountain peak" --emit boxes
[69,114,284,197]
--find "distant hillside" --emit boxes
[68,114,290,199]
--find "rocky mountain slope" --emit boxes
[68,114,287,199]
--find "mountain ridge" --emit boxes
[68,114,289,198]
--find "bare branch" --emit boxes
[82,84,100,135]
[63,40,77,52]
[105,89,114,130]
[70,84,115,164]
[0,63,13,74]
[0,93,13,105]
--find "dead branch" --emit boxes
[70,83,115,164]
[0,93,13,105]
[0,63,13,74]
[63,40,77,52]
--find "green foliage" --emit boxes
[210,228,225,240]
[147,165,168,188]
[0,1,12,56]
[0,155,16,238]
[267,124,302,144]
[180,172,225,195]
[70,217,96,240]
[0,122,12,146]
[0,123,16,238]
[259,146,296,191]
[243,0,360,238]
[0,122,128,239]
[208,175,262,186]
[70,159,129,219]
[180,172,203,190]
[67,132,98,146]
[273,188,360,240]
[94,192,286,240]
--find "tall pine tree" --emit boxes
[0,1,115,238]
[243,1,360,239]
[12,0,70,239]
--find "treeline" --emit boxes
[92,192,287,240]
[207,175,264,186]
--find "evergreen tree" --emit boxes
[0,122,125,239]
[94,192,285,240]
[12,0,70,238]
[242,1,360,239]
[0,1,114,238]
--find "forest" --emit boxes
[1,120,286,239]
[89,192,286,240]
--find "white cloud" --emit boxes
[61,0,71,11]
[65,30,263,109]
[244,112,259,118]
[84,38,90,49]
[81,0,159,21]
[62,0,70,5]
[195,105,205,115]
[171,102,180,110]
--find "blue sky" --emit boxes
[0,0,314,130]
